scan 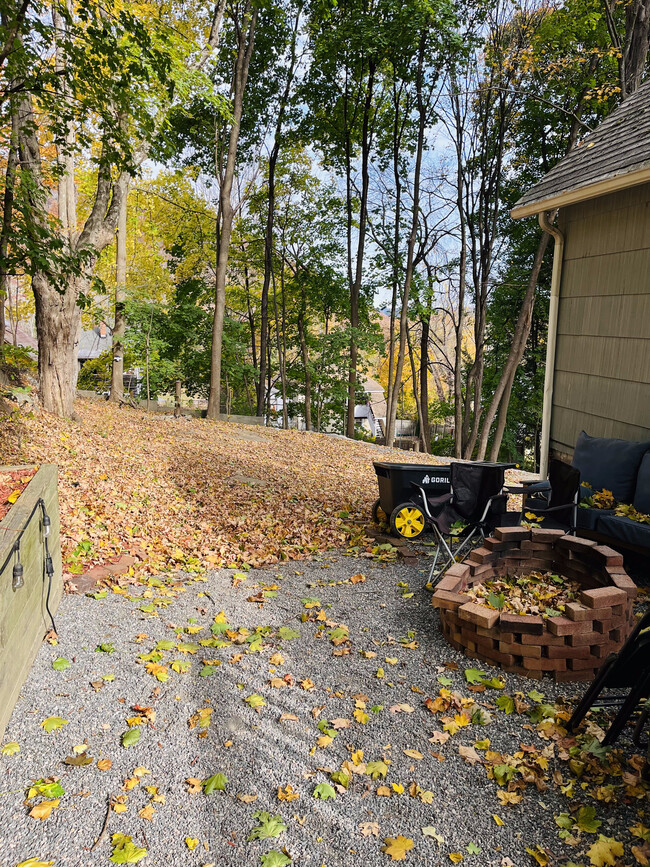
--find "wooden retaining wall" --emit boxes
[0,464,62,739]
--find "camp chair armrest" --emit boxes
[504,481,551,496]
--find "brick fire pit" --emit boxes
[432,527,637,682]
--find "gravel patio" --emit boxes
[0,551,648,867]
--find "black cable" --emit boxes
[0,497,57,633]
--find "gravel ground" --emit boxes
[0,551,648,867]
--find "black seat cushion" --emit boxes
[633,452,650,515]
[596,514,650,551]
[572,431,650,503]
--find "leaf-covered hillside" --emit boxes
[0,400,446,579]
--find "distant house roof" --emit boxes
[512,81,650,218]
[3,324,37,351]
[78,324,112,362]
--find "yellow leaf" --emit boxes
[385,657,398,665]
[352,749,364,765]
[497,790,522,806]
[376,667,385,679]
[586,835,624,866]
[7,489,21,504]
[185,838,199,850]
[376,785,392,797]
[29,799,59,821]
[269,677,287,688]
[353,708,370,724]
[16,860,55,867]
[122,777,140,791]
[493,815,505,826]
[269,652,284,665]
[279,713,298,722]
[525,845,549,866]
[391,783,404,794]
[317,735,333,749]
[300,678,315,690]
[138,804,155,821]
[449,854,463,864]
[403,749,423,760]
[97,758,112,771]
[237,793,258,804]
[278,784,299,802]
[382,836,414,861]
[214,611,228,623]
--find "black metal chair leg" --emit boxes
[566,655,617,733]
[602,672,650,746]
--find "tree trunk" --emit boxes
[346,61,375,439]
[476,231,550,460]
[419,314,431,452]
[206,3,257,420]
[256,9,300,416]
[110,188,128,401]
[297,305,312,431]
[0,131,18,353]
[451,81,467,459]
[33,270,84,416]
[386,34,427,444]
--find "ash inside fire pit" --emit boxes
[432,527,637,682]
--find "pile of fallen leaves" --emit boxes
[0,399,448,580]
[0,467,36,522]
[467,571,580,617]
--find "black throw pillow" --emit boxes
[571,430,650,503]
[633,452,650,515]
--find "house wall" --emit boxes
[550,182,650,460]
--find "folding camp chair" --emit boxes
[567,609,650,745]
[502,459,580,533]
[410,462,513,583]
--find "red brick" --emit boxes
[458,602,500,629]
[568,656,601,670]
[609,573,637,601]
[590,545,624,566]
[546,644,590,659]
[567,631,609,647]
[557,535,597,553]
[593,617,617,634]
[547,616,577,636]
[432,590,472,611]
[527,656,566,672]
[445,563,472,581]
[500,613,544,635]
[499,640,542,659]
[580,587,627,609]
[564,603,593,622]
[479,646,516,666]
[531,528,565,543]
[469,563,496,579]
[494,526,531,542]
[469,546,495,564]
[521,631,565,645]
[483,537,511,552]
[592,644,616,659]
[435,575,464,593]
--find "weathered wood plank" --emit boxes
[0,464,62,739]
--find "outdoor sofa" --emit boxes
[572,431,650,554]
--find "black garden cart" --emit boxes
[372,461,451,538]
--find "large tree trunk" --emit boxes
[33,270,85,416]
[0,131,18,352]
[206,3,257,420]
[385,35,426,445]
[256,10,300,417]
[419,314,431,452]
[110,188,128,401]
[346,62,375,439]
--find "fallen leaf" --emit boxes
[586,835,624,866]
[382,835,414,861]
[40,717,68,733]
[138,804,155,821]
[237,793,258,804]
[185,838,199,850]
[279,713,298,722]
[360,822,380,837]
[29,799,59,821]
[422,827,444,845]
[277,784,299,802]
[403,749,423,760]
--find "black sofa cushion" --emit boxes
[634,452,650,515]
[572,431,650,503]
[596,514,650,550]
[577,506,615,532]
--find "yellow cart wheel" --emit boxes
[390,502,426,540]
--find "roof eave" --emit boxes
[511,164,650,219]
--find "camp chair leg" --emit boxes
[428,526,454,584]
[566,654,618,733]
[602,672,650,746]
